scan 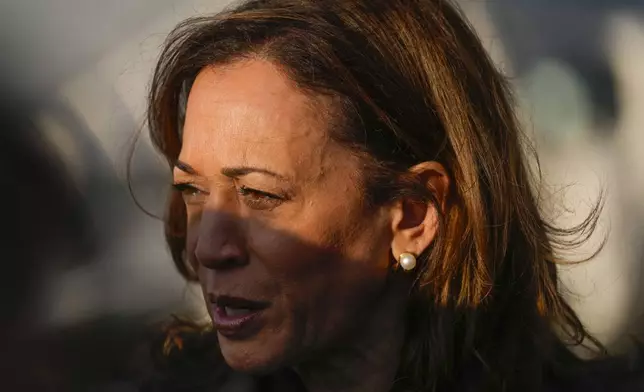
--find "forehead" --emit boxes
[180,59,337,178]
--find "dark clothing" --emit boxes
[138,329,644,391]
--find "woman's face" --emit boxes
[175,59,398,373]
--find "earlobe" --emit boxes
[389,161,449,262]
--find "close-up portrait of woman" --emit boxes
[143,0,643,391]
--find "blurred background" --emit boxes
[0,0,642,389]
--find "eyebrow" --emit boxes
[174,160,288,181]
[221,166,289,181]
[175,160,198,175]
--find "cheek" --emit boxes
[247,223,334,320]
[247,211,392,340]
[246,215,364,297]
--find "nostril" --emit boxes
[212,256,244,270]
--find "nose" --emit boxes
[193,210,249,270]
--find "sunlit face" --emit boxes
[174,59,396,373]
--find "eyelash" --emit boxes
[172,183,206,202]
[172,182,285,210]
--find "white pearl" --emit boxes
[399,253,416,271]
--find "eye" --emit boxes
[172,182,208,205]
[238,185,284,210]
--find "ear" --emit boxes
[390,161,449,261]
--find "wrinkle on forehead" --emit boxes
[181,59,352,186]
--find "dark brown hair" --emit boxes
[146,0,618,390]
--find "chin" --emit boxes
[218,333,293,375]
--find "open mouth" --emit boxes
[209,295,270,338]
[221,306,256,317]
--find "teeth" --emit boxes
[224,306,253,317]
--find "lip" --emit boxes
[209,295,270,339]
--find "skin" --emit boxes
[174,58,448,392]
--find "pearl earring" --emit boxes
[398,252,417,271]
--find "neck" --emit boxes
[294,281,408,392]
